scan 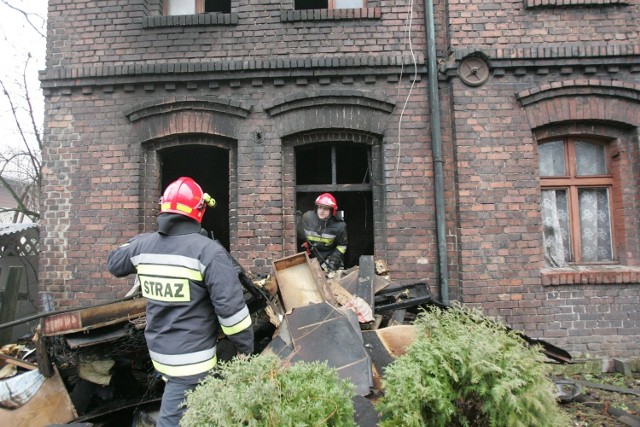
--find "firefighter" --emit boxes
[297,192,348,271]
[107,177,253,427]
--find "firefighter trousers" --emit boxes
[157,377,198,427]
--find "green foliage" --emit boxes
[375,303,570,427]
[180,352,356,427]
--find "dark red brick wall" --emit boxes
[444,0,640,357]
[40,0,640,356]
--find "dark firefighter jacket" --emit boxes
[297,210,348,267]
[107,213,253,379]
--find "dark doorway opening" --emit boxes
[295,143,374,268]
[160,145,230,250]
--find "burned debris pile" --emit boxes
[0,252,572,426]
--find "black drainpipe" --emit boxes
[423,0,449,304]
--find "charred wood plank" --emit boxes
[0,353,37,370]
[357,256,375,311]
[374,282,433,313]
[0,266,23,345]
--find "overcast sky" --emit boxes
[0,0,47,153]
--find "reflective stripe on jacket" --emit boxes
[107,214,253,378]
[298,210,348,262]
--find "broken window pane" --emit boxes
[336,145,370,184]
[296,145,333,185]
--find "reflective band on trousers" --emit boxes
[149,347,217,377]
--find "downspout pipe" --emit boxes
[424,0,449,304]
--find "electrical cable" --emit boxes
[392,0,418,180]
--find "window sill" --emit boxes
[280,8,381,22]
[524,0,628,8]
[541,265,640,286]
[142,13,239,28]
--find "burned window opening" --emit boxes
[205,0,231,13]
[295,143,374,269]
[295,0,328,9]
[160,145,231,251]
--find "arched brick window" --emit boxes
[284,130,383,268]
[519,81,640,283]
[534,122,638,274]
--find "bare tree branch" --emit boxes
[20,57,43,176]
[0,1,44,223]
[0,0,46,39]
[0,64,42,223]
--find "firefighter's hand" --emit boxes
[301,241,311,255]
[325,253,343,272]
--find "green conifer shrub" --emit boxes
[180,352,357,427]
[375,303,570,427]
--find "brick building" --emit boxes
[40,0,640,357]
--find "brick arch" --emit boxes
[124,96,252,142]
[516,80,640,129]
[139,134,238,234]
[283,129,381,147]
[264,89,396,138]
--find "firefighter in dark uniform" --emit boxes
[297,193,348,271]
[107,177,253,427]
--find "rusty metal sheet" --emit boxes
[0,367,77,427]
[64,323,131,349]
[42,298,146,336]
[284,302,373,396]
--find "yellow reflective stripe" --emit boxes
[336,246,347,254]
[152,356,217,377]
[161,202,193,214]
[150,347,216,364]
[137,264,203,281]
[219,306,250,328]
[175,203,193,214]
[220,315,252,336]
[306,235,334,245]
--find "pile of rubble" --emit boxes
[0,253,571,426]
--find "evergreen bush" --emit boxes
[180,352,356,427]
[375,303,569,427]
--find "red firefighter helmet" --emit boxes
[315,193,338,216]
[160,177,206,223]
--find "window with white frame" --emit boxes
[165,0,230,15]
[294,0,365,10]
[539,137,615,267]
